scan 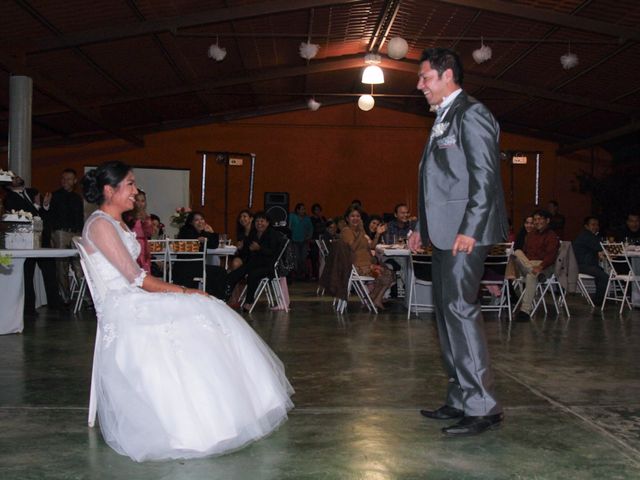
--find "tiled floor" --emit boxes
[1,285,639,479]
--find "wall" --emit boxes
[4,103,611,240]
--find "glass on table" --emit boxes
[218,233,227,248]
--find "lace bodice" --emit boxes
[82,210,147,297]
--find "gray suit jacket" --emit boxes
[418,91,508,250]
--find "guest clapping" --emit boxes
[340,206,394,310]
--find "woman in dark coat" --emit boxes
[173,211,227,299]
[225,211,283,311]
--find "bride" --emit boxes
[80,161,293,462]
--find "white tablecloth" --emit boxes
[376,246,433,310]
[206,246,237,267]
[627,249,640,307]
[0,249,77,335]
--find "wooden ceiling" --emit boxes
[0,0,639,154]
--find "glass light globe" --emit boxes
[362,65,384,84]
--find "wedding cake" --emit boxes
[1,210,42,249]
[0,169,14,184]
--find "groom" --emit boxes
[416,48,508,436]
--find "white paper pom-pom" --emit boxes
[358,95,375,111]
[472,44,492,64]
[307,98,321,111]
[560,52,579,70]
[207,43,227,62]
[387,37,409,59]
[299,42,320,60]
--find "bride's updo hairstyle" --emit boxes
[82,161,132,206]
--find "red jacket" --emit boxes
[524,227,559,270]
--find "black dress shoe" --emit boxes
[516,310,530,322]
[442,413,503,436]
[420,405,464,420]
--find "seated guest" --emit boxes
[149,214,165,239]
[513,209,560,321]
[611,212,640,243]
[365,215,387,247]
[225,211,283,312]
[335,216,347,234]
[383,203,416,244]
[548,200,565,239]
[123,191,153,272]
[320,219,338,242]
[573,216,608,306]
[513,215,535,251]
[231,209,253,271]
[173,211,226,299]
[340,205,394,310]
[309,203,327,280]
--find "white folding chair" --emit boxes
[72,237,107,428]
[406,252,433,319]
[600,242,640,314]
[168,238,207,292]
[148,238,169,281]
[577,273,596,307]
[316,239,329,295]
[335,265,378,314]
[480,243,513,322]
[242,238,291,313]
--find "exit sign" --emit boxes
[512,155,528,164]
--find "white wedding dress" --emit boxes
[81,210,294,462]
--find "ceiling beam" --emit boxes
[10,55,635,119]
[383,59,635,115]
[367,0,402,53]
[16,0,364,54]
[0,52,144,146]
[433,0,640,41]
[557,121,640,154]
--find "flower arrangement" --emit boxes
[0,253,11,267]
[170,207,192,228]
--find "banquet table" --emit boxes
[376,245,433,311]
[0,248,78,335]
[627,248,640,307]
[206,245,237,267]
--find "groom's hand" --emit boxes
[452,234,476,256]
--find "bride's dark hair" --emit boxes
[82,161,132,205]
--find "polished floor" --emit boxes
[1,285,640,479]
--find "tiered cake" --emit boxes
[1,211,42,249]
[0,169,14,184]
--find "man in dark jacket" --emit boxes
[573,216,608,306]
[4,175,63,313]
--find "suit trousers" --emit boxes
[432,245,501,416]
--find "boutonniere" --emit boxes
[431,121,450,138]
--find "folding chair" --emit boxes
[576,273,595,307]
[480,242,513,322]
[168,239,207,292]
[600,242,640,314]
[242,238,291,313]
[72,237,107,428]
[316,239,329,295]
[335,265,378,314]
[406,252,433,319]
[148,238,169,281]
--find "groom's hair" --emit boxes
[419,48,464,86]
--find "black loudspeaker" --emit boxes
[264,192,289,226]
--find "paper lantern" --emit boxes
[387,37,409,59]
[358,95,375,111]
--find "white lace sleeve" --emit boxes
[84,214,147,287]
